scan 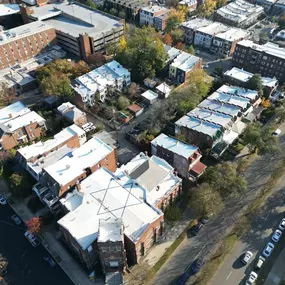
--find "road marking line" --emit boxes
[226,271,233,281]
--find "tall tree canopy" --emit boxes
[165,9,186,32]
[116,27,168,82]
[246,74,263,96]
[197,0,216,17]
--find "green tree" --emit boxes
[85,0,97,9]
[202,162,247,198]
[119,10,126,18]
[243,123,280,155]
[197,0,216,17]
[278,15,285,29]
[165,9,185,33]
[0,82,16,107]
[118,96,130,110]
[188,183,224,217]
[116,27,168,82]
[164,205,182,222]
[0,253,8,276]
[188,45,195,55]
[170,29,184,44]
[215,65,223,76]
[109,8,117,15]
[216,0,227,8]
[246,74,263,95]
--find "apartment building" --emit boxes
[175,85,259,153]
[194,22,229,49]
[153,12,170,31]
[169,51,202,83]
[73,60,131,106]
[58,167,164,268]
[271,0,285,14]
[0,101,46,150]
[232,40,285,83]
[181,18,212,46]
[0,21,56,70]
[256,0,276,11]
[151,133,206,180]
[33,137,116,213]
[118,152,182,210]
[139,5,169,27]
[210,28,250,57]
[20,2,125,59]
[57,102,87,127]
[214,0,264,28]
[16,124,86,180]
[224,67,278,96]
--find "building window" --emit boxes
[18,131,21,137]
[29,126,33,131]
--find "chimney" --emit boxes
[8,113,12,118]
[156,185,160,191]
[76,180,81,191]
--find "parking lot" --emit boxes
[0,204,73,285]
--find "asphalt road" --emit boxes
[0,204,73,285]
[150,122,285,285]
[210,174,285,285]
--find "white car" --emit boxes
[272,129,281,136]
[246,271,258,285]
[272,229,282,242]
[0,195,7,205]
[241,251,253,265]
[278,218,285,231]
[263,242,275,257]
[24,231,40,247]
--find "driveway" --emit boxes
[150,122,285,285]
[0,204,73,285]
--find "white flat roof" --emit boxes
[238,40,285,60]
[98,218,123,243]
[156,83,171,95]
[181,18,213,30]
[17,124,84,161]
[57,102,85,122]
[141,5,169,13]
[224,67,278,88]
[170,51,200,72]
[215,28,250,42]
[176,115,222,137]
[60,190,83,212]
[217,84,258,100]
[0,101,30,125]
[208,92,250,108]
[141,90,158,101]
[58,167,162,249]
[188,107,233,128]
[3,110,45,132]
[44,137,113,187]
[0,21,53,45]
[165,45,180,62]
[0,4,19,16]
[30,2,123,39]
[197,22,228,36]
[151,133,198,159]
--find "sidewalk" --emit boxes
[264,247,285,285]
[0,180,95,285]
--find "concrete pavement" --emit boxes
[150,122,285,285]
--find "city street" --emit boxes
[0,204,73,285]
[150,122,285,285]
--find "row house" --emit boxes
[139,5,169,27]
[33,137,117,214]
[224,67,278,96]
[151,133,206,181]
[232,40,285,83]
[73,60,131,106]
[58,167,164,269]
[16,124,86,181]
[0,101,46,150]
[153,12,170,31]
[117,152,182,211]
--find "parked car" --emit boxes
[190,258,205,274]
[190,222,203,236]
[24,232,40,247]
[272,229,282,243]
[200,215,211,224]
[263,242,274,257]
[255,256,265,271]
[11,214,22,226]
[0,195,7,205]
[272,129,281,136]
[246,271,258,285]
[43,256,57,267]
[176,272,190,285]
[278,218,285,231]
[241,251,253,265]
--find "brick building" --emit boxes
[98,218,127,284]
[232,40,285,83]
[151,133,206,180]
[33,137,116,213]
[58,167,164,269]
[118,152,182,211]
[20,2,124,60]
[0,101,46,150]
[16,124,86,180]
[139,5,169,27]
[0,21,56,70]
